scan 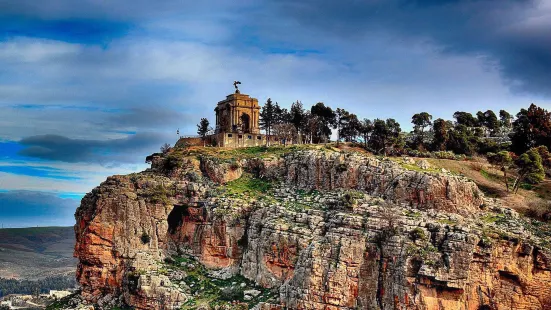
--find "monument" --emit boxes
[212,81,270,147]
[176,82,278,148]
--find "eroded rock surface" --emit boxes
[73,147,551,309]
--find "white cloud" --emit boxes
[0,171,100,193]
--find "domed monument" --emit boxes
[212,81,269,147]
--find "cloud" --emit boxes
[18,133,169,164]
[0,0,550,205]
[0,190,79,228]
[0,171,99,193]
[268,0,551,96]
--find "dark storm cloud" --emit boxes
[270,0,551,96]
[18,133,169,164]
[0,191,79,228]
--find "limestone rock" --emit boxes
[73,148,551,309]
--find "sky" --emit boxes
[0,0,550,227]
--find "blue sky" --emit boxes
[0,0,550,227]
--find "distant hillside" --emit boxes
[0,226,77,280]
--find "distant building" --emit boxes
[49,290,71,299]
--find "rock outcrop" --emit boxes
[73,146,551,309]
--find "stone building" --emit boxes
[212,90,273,147]
[178,83,278,148]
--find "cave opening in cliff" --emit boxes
[168,204,190,234]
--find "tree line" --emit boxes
[194,100,551,192]
[255,100,551,191]
[0,276,76,297]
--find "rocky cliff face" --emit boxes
[73,146,551,309]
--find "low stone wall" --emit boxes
[214,132,283,148]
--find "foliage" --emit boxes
[167,255,275,309]
[499,110,513,129]
[368,118,402,155]
[513,148,545,192]
[260,98,276,144]
[409,228,427,242]
[431,118,453,151]
[310,102,336,143]
[225,174,272,197]
[0,276,76,297]
[453,111,479,127]
[446,124,477,155]
[272,123,297,146]
[477,110,500,134]
[411,112,433,149]
[160,143,171,154]
[196,118,212,146]
[525,198,551,221]
[487,151,513,191]
[510,103,551,155]
[341,190,364,209]
[149,184,172,204]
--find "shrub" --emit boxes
[160,143,171,154]
[229,159,241,171]
[185,171,201,182]
[219,286,245,301]
[433,151,455,160]
[341,190,363,208]
[409,228,427,242]
[525,198,551,220]
[470,161,484,172]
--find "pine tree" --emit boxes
[196,118,211,147]
[487,151,513,192]
[510,103,551,154]
[260,98,276,145]
[290,101,306,142]
[310,102,335,143]
[411,112,433,149]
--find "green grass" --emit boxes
[225,173,272,197]
[148,184,173,204]
[480,213,508,225]
[404,210,422,219]
[437,218,457,225]
[167,255,276,310]
[480,169,503,183]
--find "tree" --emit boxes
[453,111,479,127]
[512,148,545,192]
[303,111,319,144]
[447,124,476,155]
[196,118,212,146]
[359,118,373,149]
[369,118,402,155]
[289,101,306,141]
[478,110,500,135]
[273,102,290,125]
[160,143,171,154]
[272,123,297,146]
[499,110,513,129]
[432,119,452,151]
[260,98,276,145]
[411,112,433,149]
[334,108,351,146]
[487,151,513,192]
[310,102,335,143]
[341,113,360,142]
[534,145,551,175]
[510,103,551,154]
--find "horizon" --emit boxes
[1,0,550,227]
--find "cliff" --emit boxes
[73,145,551,310]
